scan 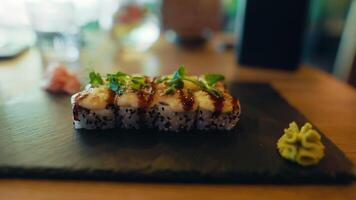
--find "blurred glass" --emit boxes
[218,0,239,50]
[26,0,80,67]
[303,0,352,72]
[221,0,239,33]
[111,0,160,53]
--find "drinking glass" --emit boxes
[111,0,160,53]
[26,0,80,67]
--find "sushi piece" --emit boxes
[71,86,116,129]
[115,76,156,129]
[153,81,198,132]
[195,90,241,130]
[195,84,241,131]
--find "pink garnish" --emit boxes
[42,63,81,95]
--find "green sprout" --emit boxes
[157,65,225,97]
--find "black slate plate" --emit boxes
[0,83,354,183]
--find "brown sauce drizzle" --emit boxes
[114,77,156,109]
[137,77,156,125]
[207,92,224,114]
[107,89,116,105]
[178,89,195,111]
[137,77,156,108]
[73,93,89,120]
[232,97,240,112]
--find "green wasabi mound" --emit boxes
[277,122,325,166]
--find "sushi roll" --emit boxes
[71,66,241,131]
[195,85,241,131]
[153,83,198,132]
[71,86,116,129]
[115,76,156,129]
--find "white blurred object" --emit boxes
[26,0,78,33]
[26,0,80,65]
[98,0,120,30]
[0,0,30,27]
[73,0,100,27]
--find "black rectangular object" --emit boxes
[0,83,353,183]
[237,0,309,70]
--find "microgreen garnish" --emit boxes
[104,72,148,94]
[172,65,186,80]
[203,74,225,86]
[200,74,225,98]
[155,76,170,84]
[157,65,225,97]
[89,71,104,86]
[88,66,225,97]
[131,76,148,90]
[164,66,186,94]
[106,73,127,94]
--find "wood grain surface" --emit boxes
[0,36,355,199]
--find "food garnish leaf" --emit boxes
[89,71,104,86]
[105,72,148,93]
[157,66,224,97]
[92,66,225,98]
[155,76,169,83]
[107,72,131,94]
[162,65,187,94]
[200,74,225,98]
[114,71,128,77]
[131,76,148,90]
[172,65,186,80]
[203,74,225,86]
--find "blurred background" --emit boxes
[0,0,355,98]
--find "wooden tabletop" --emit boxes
[0,36,355,199]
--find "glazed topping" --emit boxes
[116,81,155,108]
[116,92,139,107]
[194,91,215,111]
[277,122,325,166]
[194,90,238,113]
[76,86,112,109]
[208,92,224,113]
[154,84,184,112]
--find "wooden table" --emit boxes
[0,36,355,199]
